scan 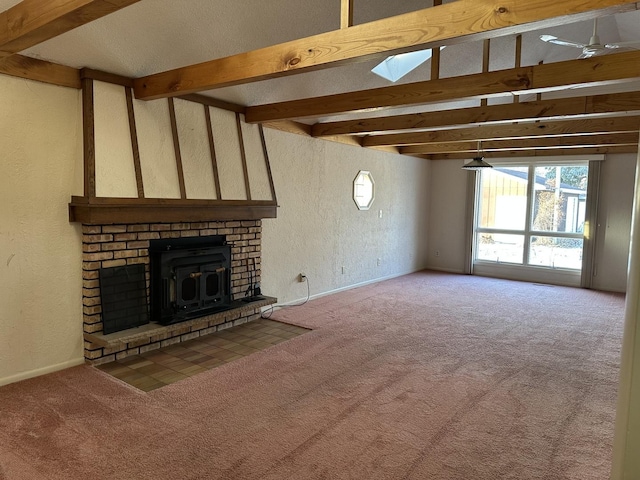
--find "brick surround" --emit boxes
[82,220,263,364]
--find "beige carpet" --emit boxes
[0,271,624,479]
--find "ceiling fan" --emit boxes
[540,18,640,58]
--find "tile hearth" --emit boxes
[96,319,310,391]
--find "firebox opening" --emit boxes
[150,235,233,325]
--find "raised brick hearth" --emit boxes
[82,220,269,364]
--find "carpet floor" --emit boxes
[0,271,625,479]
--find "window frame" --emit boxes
[471,159,598,287]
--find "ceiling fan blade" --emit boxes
[539,35,585,49]
[605,40,640,49]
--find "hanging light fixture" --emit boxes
[462,140,493,170]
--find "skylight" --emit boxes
[371,48,443,82]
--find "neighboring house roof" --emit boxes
[494,167,586,195]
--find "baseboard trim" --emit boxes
[0,357,85,387]
[274,269,422,308]
[425,266,465,274]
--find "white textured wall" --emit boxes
[426,159,469,273]
[241,121,273,201]
[210,108,247,200]
[593,154,636,292]
[0,76,84,386]
[174,99,217,199]
[92,85,275,202]
[94,82,138,197]
[134,95,181,198]
[261,130,430,303]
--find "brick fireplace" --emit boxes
[71,72,280,366]
[82,220,274,365]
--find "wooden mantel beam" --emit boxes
[245,50,640,123]
[311,91,640,137]
[0,0,143,58]
[133,0,638,100]
[362,116,640,147]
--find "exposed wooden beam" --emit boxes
[0,0,142,58]
[263,120,312,136]
[536,60,544,101]
[82,77,95,198]
[204,105,222,199]
[134,0,638,100]
[125,87,144,198]
[0,53,80,88]
[430,46,441,81]
[167,98,187,199]
[422,145,637,160]
[246,50,640,123]
[262,120,364,147]
[236,113,252,201]
[177,93,246,114]
[400,133,640,155]
[258,125,278,205]
[514,34,522,103]
[431,0,442,80]
[341,0,354,29]
[311,90,640,137]
[481,39,491,107]
[363,116,640,147]
[80,68,134,87]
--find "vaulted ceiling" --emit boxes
[1,0,639,160]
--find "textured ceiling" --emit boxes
[2,1,639,121]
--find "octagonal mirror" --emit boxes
[353,170,375,210]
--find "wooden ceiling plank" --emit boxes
[247,50,640,123]
[0,53,80,88]
[134,0,638,100]
[0,0,142,57]
[424,145,638,160]
[362,116,640,147]
[400,133,640,154]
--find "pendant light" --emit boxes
[462,140,493,170]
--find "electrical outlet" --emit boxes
[435,250,440,257]
[298,272,306,282]
[377,258,381,266]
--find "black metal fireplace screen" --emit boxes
[99,264,149,334]
[149,235,232,325]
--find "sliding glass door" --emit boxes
[473,162,589,286]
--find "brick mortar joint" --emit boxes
[81,222,263,337]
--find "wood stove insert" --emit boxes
[150,235,232,325]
